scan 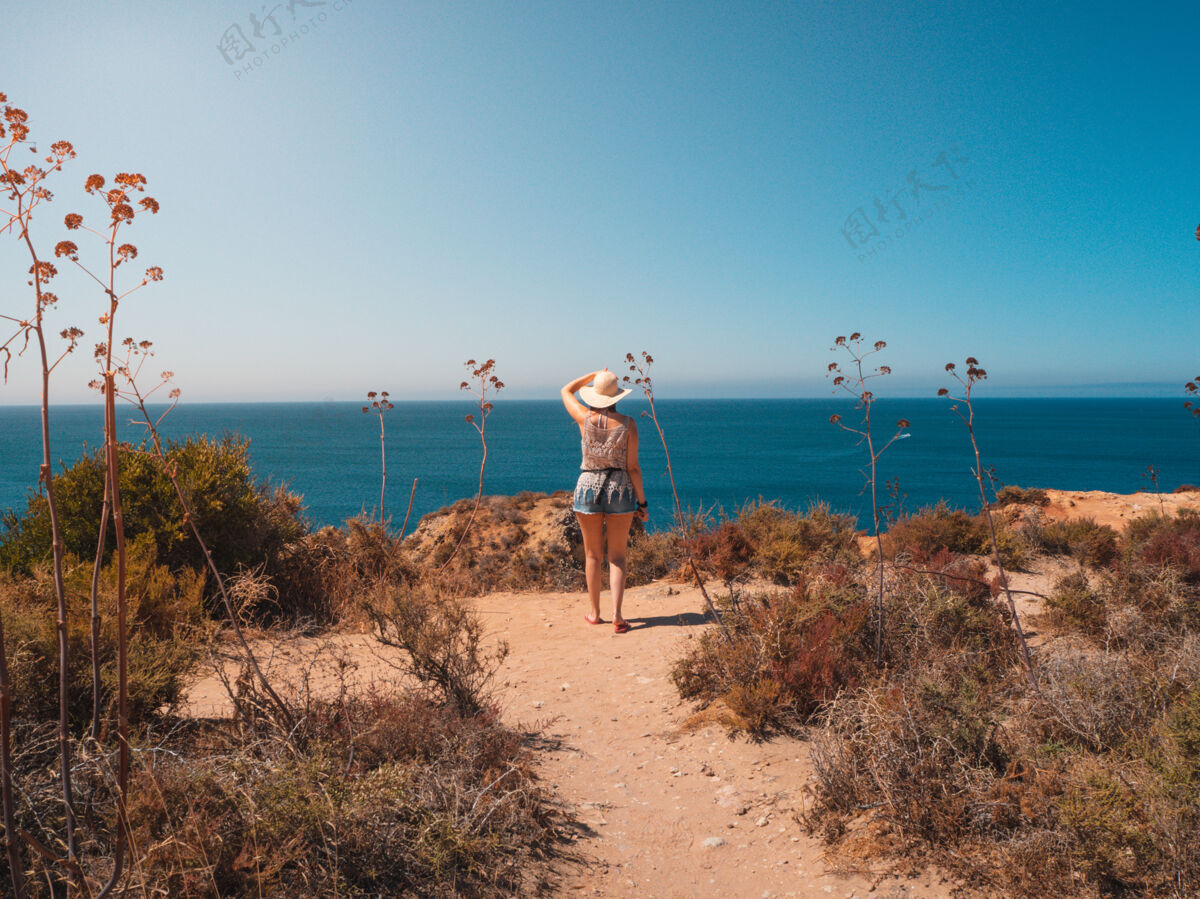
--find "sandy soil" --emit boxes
[478,584,957,898]
[1038,487,1198,531]
[183,488,1199,897]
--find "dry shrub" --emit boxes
[1124,509,1200,585]
[422,496,531,579]
[884,564,1016,674]
[405,492,585,594]
[268,515,419,626]
[886,501,1025,568]
[2,709,554,897]
[291,517,414,618]
[1042,571,1106,635]
[1026,570,1200,753]
[224,565,280,623]
[1107,563,1198,633]
[672,566,873,733]
[896,545,993,604]
[625,527,685,585]
[119,690,558,897]
[691,520,754,592]
[2,570,561,895]
[1029,650,1153,752]
[732,500,859,585]
[807,662,1019,846]
[393,494,858,597]
[671,543,1014,737]
[367,582,508,717]
[886,501,987,555]
[994,485,1050,507]
[806,526,1200,897]
[1,535,204,728]
[1021,516,1119,568]
[124,756,249,896]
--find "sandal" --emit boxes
[584,613,603,625]
[613,620,631,634]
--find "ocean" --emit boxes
[0,399,1196,533]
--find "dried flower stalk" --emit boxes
[828,333,909,666]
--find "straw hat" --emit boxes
[578,369,632,408]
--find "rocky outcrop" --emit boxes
[402,491,585,592]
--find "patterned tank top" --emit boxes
[580,410,629,470]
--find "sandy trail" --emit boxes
[477,583,953,898]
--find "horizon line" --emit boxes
[0,394,1192,409]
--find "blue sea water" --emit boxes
[0,399,1196,533]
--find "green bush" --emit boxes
[0,434,307,584]
[1048,679,1200,893]
[0,535,204,729]
[1057,759,1160,890]
[1166,683,1200,786]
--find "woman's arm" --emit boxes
[561,371,599,424]
[625,418,648,522]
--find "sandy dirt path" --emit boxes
[478,582,956,898]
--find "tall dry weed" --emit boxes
[623,351,729,638]
[362,389,395,522]
[939,358,1036,684]
[439,358,503,571]
[828,333,909,665]
[0,92,85,889]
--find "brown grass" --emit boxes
[801,511,1200,897]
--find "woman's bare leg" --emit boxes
[576,512,605,621]
[605,512,635,625]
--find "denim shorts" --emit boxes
[573,468,637,515]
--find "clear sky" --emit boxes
[1,0,1196,404]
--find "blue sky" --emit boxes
[1,0,1196,404]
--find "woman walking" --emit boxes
[561,369,649,633]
